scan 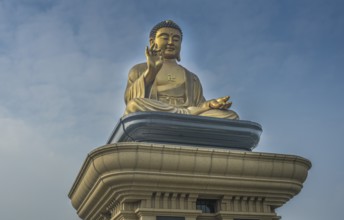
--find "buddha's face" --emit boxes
[150,27,182,60]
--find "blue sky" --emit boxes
[0,0,343,219]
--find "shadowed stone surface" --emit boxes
[107,112,262,151]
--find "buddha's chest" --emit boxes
[155,64,186,86]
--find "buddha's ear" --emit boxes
[177,53,181,62]
[149,38,154,47]
[177,46,181,62]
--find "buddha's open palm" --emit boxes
[144,43,164,84]
[209,96,232,110]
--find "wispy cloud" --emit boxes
[0,0,343,220]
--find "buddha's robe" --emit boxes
[124,60,239,119]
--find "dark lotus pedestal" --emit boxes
[107,112,262,151]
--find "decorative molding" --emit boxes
[68,143,311,220]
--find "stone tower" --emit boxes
[68,112,311,220]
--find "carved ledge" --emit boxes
[68,143,311,219]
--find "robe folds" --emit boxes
[124,62,239,119]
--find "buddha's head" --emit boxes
[149,20,183,61]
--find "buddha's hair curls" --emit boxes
[149,20,183,40]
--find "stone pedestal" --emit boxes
[107,112,262,151]
[69,113,311,220]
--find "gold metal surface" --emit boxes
[124,20,239,119]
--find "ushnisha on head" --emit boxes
[149,20,183,61]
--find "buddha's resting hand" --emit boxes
[208,96,232,110]
[144,43,164,85]
[187,96,232,115]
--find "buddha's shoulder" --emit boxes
[179,65,200,81]
[129,63,147,74]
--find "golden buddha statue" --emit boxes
[124,20,239,119]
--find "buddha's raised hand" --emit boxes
[144,43,164,84]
